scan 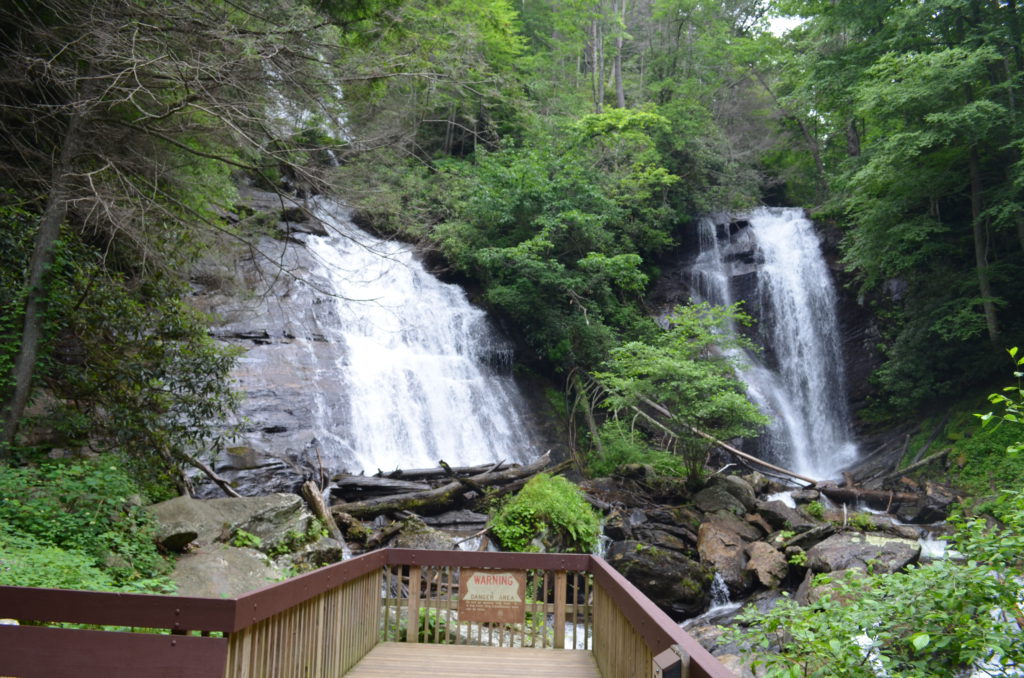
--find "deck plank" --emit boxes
[343,642,601,678]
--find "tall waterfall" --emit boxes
[206,195,536,491]
[686,207,857,480]
[300,199,535,473]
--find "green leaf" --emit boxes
[910,632,930,651]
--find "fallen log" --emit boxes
[330,475,432,501]
[818,486,920,509]
[301,480,346,546]
[632,398,820,485]
[331,451,553,519]
[372,461,513,482]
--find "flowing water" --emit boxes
[287,198,535,473]
[686,207,858,480]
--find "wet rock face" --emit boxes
[697,522,754,595]
[191,228,347,497]
[805,532,921,574]
[606,540,714,619]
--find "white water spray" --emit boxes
[297,198,535,473]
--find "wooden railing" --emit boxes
[0,549,736,678]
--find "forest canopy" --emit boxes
[1,0,1022,491]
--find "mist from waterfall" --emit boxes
[688,207,858,480]
[298,198,535,473]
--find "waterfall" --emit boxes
[685,207,858,480]
[208,195,537,491]
[299,199,535,473]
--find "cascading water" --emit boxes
[204,194,537,492]
[300,198,535,473]
[684,207,858,480]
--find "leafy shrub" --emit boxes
[588,420,686,478]
[489,474,601,553]
[731,490,1024,677]
[805,500,825,519]
[0,458,170,585]
[847,512,874,531]
[231,529,263,549]
[0,529,115,590]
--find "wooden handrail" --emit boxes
[0,549,737,678]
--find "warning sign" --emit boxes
[457,569,527,623]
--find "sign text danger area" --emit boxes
[457,569,527,623]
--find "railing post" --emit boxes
[652,644,689,678]
[553,571,567,649]
[406,565,421,643]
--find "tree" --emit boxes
[0,0,356,464]
[593,302,769,480]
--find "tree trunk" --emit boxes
[2,112,83,449]
[845,118,861,157]
[331,452,552,519]
[613,0,626,108]
[969,146,1000,347]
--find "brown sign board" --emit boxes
[457,569,527,623]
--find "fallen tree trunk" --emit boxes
[631,398,820,485]
[372,461,513,482]
[330,475,432,501]
[331,451,552,519]
[301,480,346,546]
[818,486,920,509]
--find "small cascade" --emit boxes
[681,207,858,480]
[708,572,732,608]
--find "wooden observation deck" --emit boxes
[0,549,736,678]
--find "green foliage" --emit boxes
[732,491,1024,677]
[804,500,824,520]
[0,457,171,588]
[488,473,601,553]
[593,302,769,480]
[588,420,686,478]
[787,550,807,567]
[977,348,1024,456]
[231,529,263,550]
[847,512,873,532]
[0,529,116,591]
[768,0,1024,414]
[5,228,241,491]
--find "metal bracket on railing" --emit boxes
[652,644,690,678]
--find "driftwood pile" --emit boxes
[328,451,559,521]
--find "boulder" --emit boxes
[697,522,754,594]
[755,499,817,531]
[281,536,346,570]
[170,545,284,598]
[745,542,789,589]
[705,513,764,542]
[636,528,691,554]
[147,493,310,554]
[711,475,758,512]
[693,485,747,516]
[806,532,921,574]
[779,523,835,552]
[390,519,457,551]
[895,481,956,524]
[603,508,648,541]
[606,540,714,619]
